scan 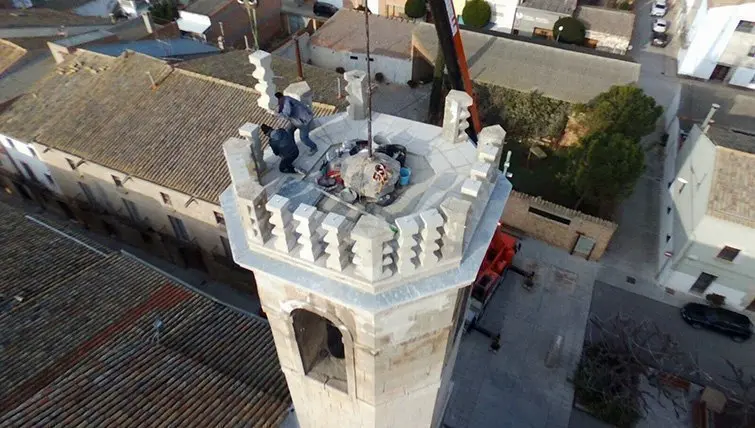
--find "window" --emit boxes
[29,148,38,158]
[292,309,347,392]
[79,182,96,205]
[666,234,671,243]
[677,178,688,193]
[736,20,754,33]
[168,215,190,241]
[214,211,225,226]
[66,158,77,170]
[717,246,740,262]
[749,46,755,58]
[122,198,140,223]
[690,272,717,294]
[102,220,118,237]
[112,175,123,187]
[160,192,172,206]
[20,162,36,181]
[667,206,672,215]
[5,138,14,149]
[528,207,571,225]
[220,235,232,258]
[44,173,55,186]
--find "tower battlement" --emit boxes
[219,54,512,428]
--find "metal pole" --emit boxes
[294,37,304,80]
[364,1,373,158]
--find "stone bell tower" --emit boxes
[220,85,511,428]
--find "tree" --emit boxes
[553,17,585,44]
[404,0,426,19]
[574,314,704,427]
[462,0,491,28]
[149,0,178,24]
[577,85,664,140]
[562,132,644,214]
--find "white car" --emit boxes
[651,0,667,17]
[653,18,668,33]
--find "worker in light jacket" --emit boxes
[275,92,318,156]
[260,124,302,174]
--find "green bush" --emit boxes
[404,0,426,18]
[617,1,632,10]
[462,0,491,28]
[553,17,586,44]
[474,83,571,143]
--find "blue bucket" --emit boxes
[399,167,411,186]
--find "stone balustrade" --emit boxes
[221,93,506,288]
[441,90,473,145]
[249,50,276,112]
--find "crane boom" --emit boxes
[426,0,482,141]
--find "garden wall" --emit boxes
[502,191,617,261]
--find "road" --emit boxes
[590,281,755,390]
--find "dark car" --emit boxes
[652,32,669,47]
[681,303,753,342]
[313,2,338,17]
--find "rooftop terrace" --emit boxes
[220,55,512,311]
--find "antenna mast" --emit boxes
[364,1,373,159]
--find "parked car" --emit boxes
[680,303,753,342]
[652,32,669,47]
[651,0,667,16]
[653,18,668,33]
[313,1,338,17]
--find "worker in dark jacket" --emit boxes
[275,92,317,156]
[261,124,301,174]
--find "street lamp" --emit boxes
[556,25,564,42]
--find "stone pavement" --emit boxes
[590,280,755,390]
[443,238,598,428]
[371,82,431,121]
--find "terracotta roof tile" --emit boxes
[0,50,335,203]
[0,202,291,427]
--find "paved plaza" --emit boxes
[443,238,598,428]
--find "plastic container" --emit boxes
[399,167,411,186]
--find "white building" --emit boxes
[678,0,755,88]
[658,115,755,310]
[308,9,415,84]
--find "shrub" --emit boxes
[462,0,491,28]
[553,17,586,45]
[375,72,385,83]
[617,1,632,10]
[404,0,426,19]
[335,66,345,74]
[574,343,642,428]
[474,82,571,142]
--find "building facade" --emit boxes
[658,122,755,310]
[677,0,755,88]
[177,0,283,49]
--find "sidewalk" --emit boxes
[443,238,598,428]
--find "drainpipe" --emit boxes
[701,103,720,133]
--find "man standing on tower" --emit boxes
[275,92,318,156]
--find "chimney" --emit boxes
[142,12,154,34]
[701,103,720,133]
